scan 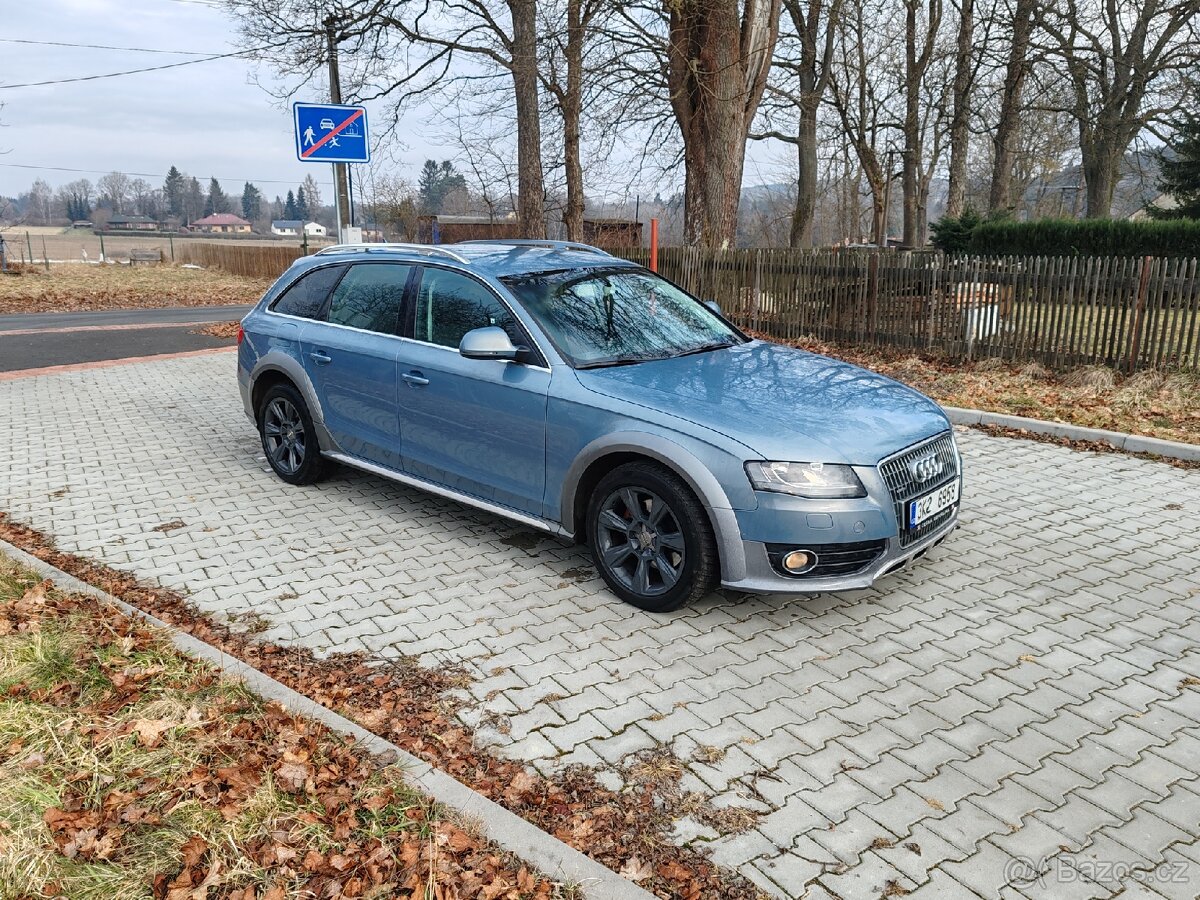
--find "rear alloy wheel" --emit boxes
[588,462,717,612]
[257,382,329,485]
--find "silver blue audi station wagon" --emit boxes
[237,240,962,611]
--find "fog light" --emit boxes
[782,550,817,574]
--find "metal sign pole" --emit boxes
[331,163,342,244]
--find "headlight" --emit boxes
[745,461,867,499]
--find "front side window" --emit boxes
[413,268,523,349]
[270,264,345,319]
[325,263,411,334]
[502,268,742,368]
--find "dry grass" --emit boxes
[0,264,273,315]
[0,554,576,900]
[760,333,1200,446]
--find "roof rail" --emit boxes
[314,243,470,264]
[456,239,612,257]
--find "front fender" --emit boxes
[559,431,753,583]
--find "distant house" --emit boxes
[272,220,327,238]
[417,214,521,244]
[106,214,159,231]
[192,213,252,234]
[583,218,643,249]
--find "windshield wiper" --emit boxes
[672,340,737,359]
[575,352,666,370]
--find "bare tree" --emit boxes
[987,0,1036,213]
[900,0,943,245]
[301,173,323,214]
[666,0,782,246]
[1033,0,1200,218]
[97,171,132,214]
[538,0,618,240]
[226,0,547,235]
[754,0,845,246]
[827,0,901,245]
[944,0,974,217]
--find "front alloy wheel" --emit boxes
[588,461,717,612]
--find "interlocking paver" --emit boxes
[3,353,1200,898]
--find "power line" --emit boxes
[0,163,335,189]
[0,44,284,90]
[0,38,223,56]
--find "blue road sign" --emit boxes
[294,102,370,164]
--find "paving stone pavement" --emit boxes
[2,352,1199,900]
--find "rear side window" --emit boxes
[270,265,345,319]
[325,263,411,334]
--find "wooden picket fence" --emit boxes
[176,242,308,279]
[614,247,1200,372]
[173,240,1200,372]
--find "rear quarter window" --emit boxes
[269,265,346,319]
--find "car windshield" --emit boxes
[502,267,743,368]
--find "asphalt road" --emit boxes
[0,305,251,372]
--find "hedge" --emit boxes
[965,217,1200,257]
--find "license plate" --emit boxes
[908,478,960,528]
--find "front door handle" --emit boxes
[402,371,430,386]
[309,351,333,365]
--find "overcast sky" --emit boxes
[0,0,786,202]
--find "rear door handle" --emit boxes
[309,351,332,365]
[402,371,430,386]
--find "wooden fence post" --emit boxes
[1126,255,1154,373]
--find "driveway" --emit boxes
[1,351,1197,899]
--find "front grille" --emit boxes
[878,432,960,548]
[766,540,887,578]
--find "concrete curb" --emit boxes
[0,539,655,900]
[943,406,1200,462]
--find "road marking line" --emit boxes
[0,346,236,382]
[0,320,231,337]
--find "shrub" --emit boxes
[929,207,984,254]
[965,217,1200,257]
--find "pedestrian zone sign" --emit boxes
[294,102,370,164]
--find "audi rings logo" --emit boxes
[909,454,944,483]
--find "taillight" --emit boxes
[237,325,245,345]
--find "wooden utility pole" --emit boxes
[325,15,352,242]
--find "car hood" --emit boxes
[573,340,949,465]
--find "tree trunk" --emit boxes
[561,0,585,241]
[509,0,546,238]
[901,0,920,246]
[667,0,780,248]
[1081,141,1120,219]
[988,0,1034,214]
[944,0,973,217]
[789,98,820,247]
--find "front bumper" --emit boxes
[719,429,962,594]
[720,505,958,593]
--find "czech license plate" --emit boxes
[908,478,960,528]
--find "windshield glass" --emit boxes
[502,268,742,368]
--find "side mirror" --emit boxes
[703,299,722,315]
[459,326,520,361]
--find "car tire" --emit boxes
[587,461,718,612]
[257,382,329,485]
